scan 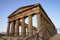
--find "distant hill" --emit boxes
[0,32,6,36]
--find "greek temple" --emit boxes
[6,4,57,40]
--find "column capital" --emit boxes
[21,17,26,19]
[7,21,11,23]
[29,14,32,16]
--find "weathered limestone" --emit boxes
[21,18,26,39]
[42,17,45,25]
[11,21,15,36]
[28,15,33,36]
[37,13,42,32]
[28,15,33,40]
[6,22,10,35]
[6,4,57,40]
[36,13,43,40]
[15,19,19,36]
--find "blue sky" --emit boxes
[0,0,60,32]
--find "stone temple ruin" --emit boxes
[0,4,57,40]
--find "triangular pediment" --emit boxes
[8,4,40,18]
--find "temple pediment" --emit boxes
[8,4,40,18]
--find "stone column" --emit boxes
[6,22,10,35]
[45,19,52,39]
[36,13,43,40]
[15,19,19,36]
[49,23,55,36]
[42,17,46,38]
[27,28,29,37]
[42,17,45,25]
[45,19,47,25]
[28,15,33,40]
[11,21,15,36]
[21,18,26,39]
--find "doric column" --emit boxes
[11,21,15,36]
[42,17,46,35]
[15,19,19,36]
[45,19,47,25]
[6,22,10,35]
[27,28,29,37]
[36,13,43,40]
[37,13,42,32]
[49,23,55,36]
[45,21,52,38]
[21,18,26,39]
[42,17,45,25]
[28,15,33,40]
